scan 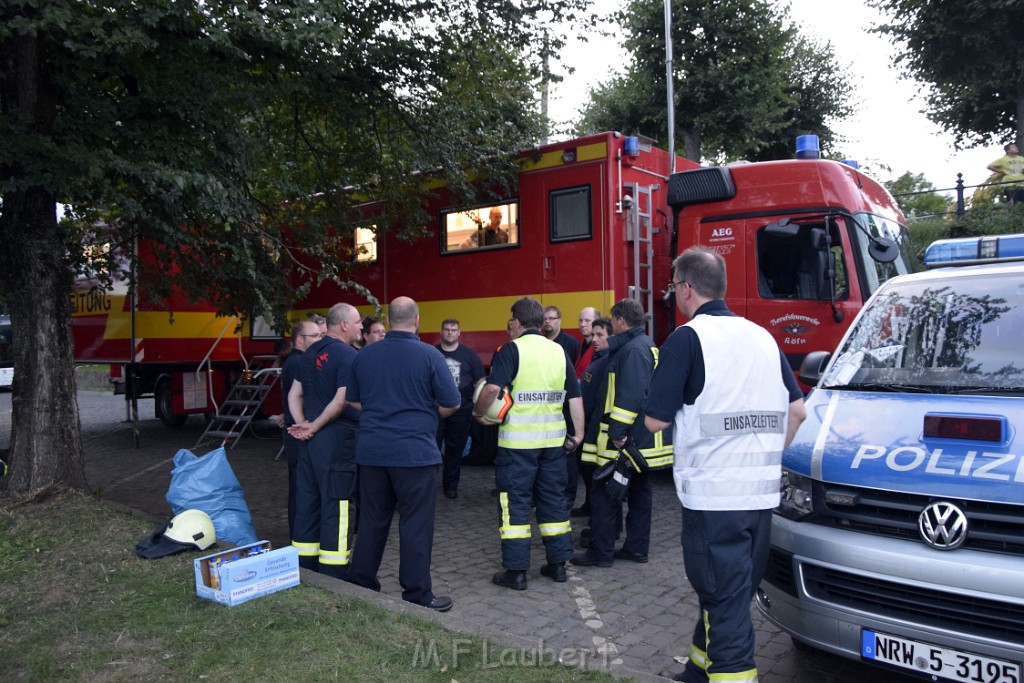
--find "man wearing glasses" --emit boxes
[541,306,580,364]
[645,247,805,683]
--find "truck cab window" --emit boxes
[441,202,519,254]
[757,222,847,301]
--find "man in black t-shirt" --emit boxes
[435,318,485,498]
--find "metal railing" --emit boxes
[892,174,1024,221]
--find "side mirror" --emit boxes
[763,217,799,237]
[798,350,832,387]
[868,237,900,263]
[808,227,828,250]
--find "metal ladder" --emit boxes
[625,182,657,338]
[194,355,281,450]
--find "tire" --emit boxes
[155,379,187,428]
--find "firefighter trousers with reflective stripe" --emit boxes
[679,507,770,683]
[291,423,357,580]
[348,464,439,607]
[494,445,573,569]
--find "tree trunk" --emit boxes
[1016,93,1024,150]
[0,190,88,493]
[680,124,702,163]
[0,24,88,492]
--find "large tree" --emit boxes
[884,172,950,219]
[576,0,853,162]
[0,0,589,493]
[871,0,1024,148]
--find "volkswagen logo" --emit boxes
[918,501,968,550]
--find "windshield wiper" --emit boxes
[824,382,932,393]
[952,386,1024,396]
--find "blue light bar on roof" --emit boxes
[923,233,1024,267]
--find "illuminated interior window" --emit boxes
[355,226,377,262]
[441,202,519,254]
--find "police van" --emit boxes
[757,233,1024,683]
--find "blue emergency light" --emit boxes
[923,233,1024,267]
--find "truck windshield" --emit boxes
[848,213,917,296]
[821,271,1024,391]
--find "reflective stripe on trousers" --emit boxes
[319,499,352,565]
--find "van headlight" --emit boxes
[777,469,813,520]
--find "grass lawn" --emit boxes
[0,489,623,682]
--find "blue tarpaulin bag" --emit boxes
[167,446,258,546]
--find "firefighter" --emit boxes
[572,298,672,568]
[475,296,583,590]
[645,247,805,683]
[287,302,363,579]
[278,319,322,537]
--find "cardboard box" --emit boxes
[194,541,299,606]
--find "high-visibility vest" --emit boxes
[674,314,789,511]
[498,335,567,449]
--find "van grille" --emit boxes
[810,483,1024,556]
[763,547,797,596]
[801,563,1024,645]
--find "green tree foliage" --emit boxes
[884,172,950,219]
[871,0,1024,148]
[575,0,853,162]
[0,0,589,492]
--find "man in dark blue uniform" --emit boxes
[645,248,806,683]
[287,303,363,579]
[573,298,672,568]
[572,316,613,523]
[435,318,485,499]
[279,319,322,537]
[346,297,461,612]
[476,297,584,591]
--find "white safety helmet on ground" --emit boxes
[164,509,217,550]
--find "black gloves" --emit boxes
[604,455,633,504]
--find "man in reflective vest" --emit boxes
[645,247,806,683]
[474,296,584,590]
[572,298,672,568]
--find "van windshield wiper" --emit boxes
[827,382,932,393]
[952,386,1024,396]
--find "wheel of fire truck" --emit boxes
[154,378,188,428]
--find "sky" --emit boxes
[545,0,1000,197]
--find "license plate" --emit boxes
[862,629,1022,683]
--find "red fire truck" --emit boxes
[71,130,913,428]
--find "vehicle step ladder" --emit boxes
[194,355,281,451]
[625,182,657,339]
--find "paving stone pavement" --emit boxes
[0,390,920,682]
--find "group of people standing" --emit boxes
[471,247,806,683]
[276,246,807,683]
[282,299,460,612]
